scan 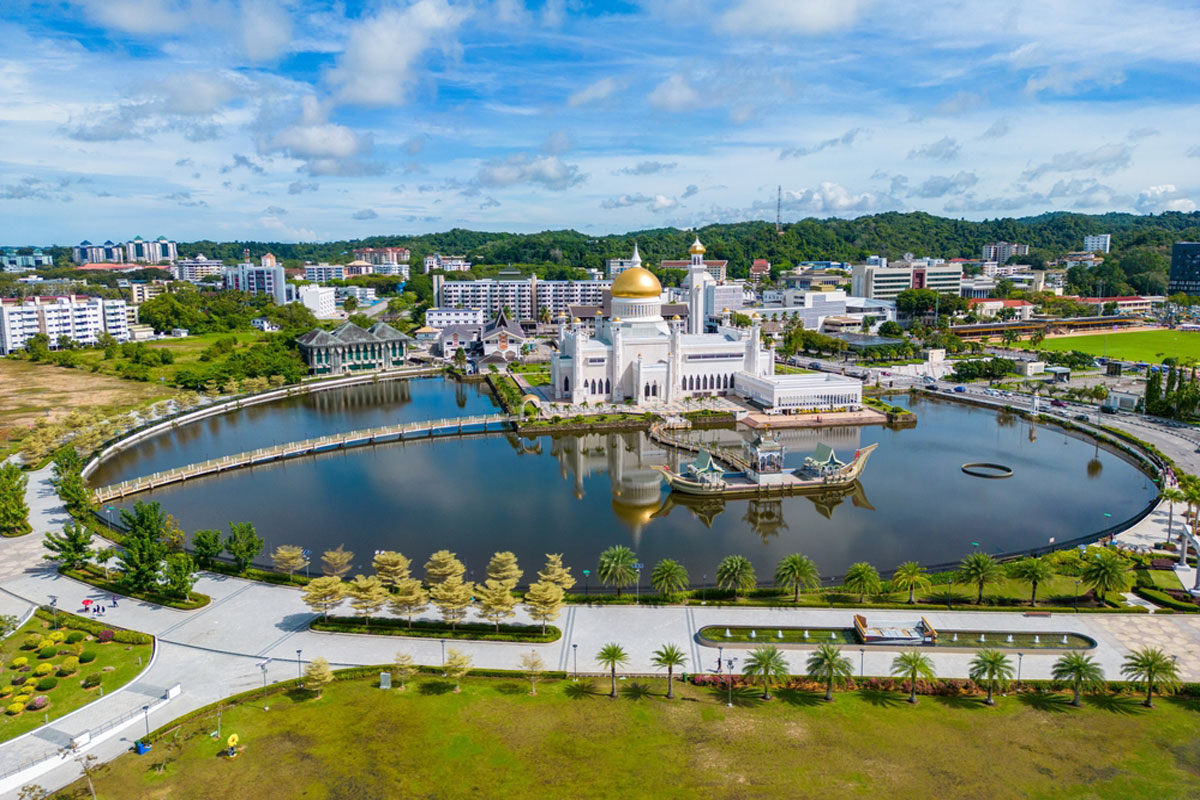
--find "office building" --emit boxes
[851,263,962,301]
[426,307,486,328]
[297,285,337,318]
[424,254,471,273]
[353,247,410,264]
[373,262,410,279]
[660,257,727,282]
[223,260,288,305]
[296,321,412,375]
[438,271,612,321]
[129,281,172,305]
[335,286,377,306]
[304,263,346,283]
[72,240,125,264]
[0,296,130,355]
[1,248,53,272]
[1084,234,1111,253]
[606,244,643,278]
[981,241,1029,263]
[1168,243,1200,295]
[124,236,178,264]
[173,255,225,282]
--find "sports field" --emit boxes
[1035,330,1200,363]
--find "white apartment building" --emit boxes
[438,274,612,320]
[353,247,410,264]
[297,285,337,318]
[981,241,1029,263]
[851,263,962,301]
[304,263,346,283]
[661,258,727,282]
[980,261,1033,277]
[72,240,125,264]
[224,261,288,305]
[373,263,410,279]
[425,307,485,328]
[335,286,377,305]
[173,255,225,282]
[1,248,53,271]
[124,236,178,264]
[1084,234,1111,253]
[0,296,130,355]
[424,254,471,273]
[129,281,171,305]
[606,244,643,278]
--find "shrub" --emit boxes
[11,657,28,669]
[22,634,41,650]
[38,645,58,659]
[48,630,65,643]
[97,630,114,644]
[35,677,58,691]
[5,703,21,715]
[27,695,48,710]
[34,663,54,677]
[65,631,85,644]
[58,657,80,676]
[82,673,102,689]
[79,649,97,664]
[13,694,30,705]
[0,685,11,698]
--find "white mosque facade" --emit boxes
[550,238,863,414]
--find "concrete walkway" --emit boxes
[5,439,1200,796]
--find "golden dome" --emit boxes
[572,317,581,323]
[610,266,662,298]
[688,237,706,255]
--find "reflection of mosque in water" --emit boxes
[548,429,874,543]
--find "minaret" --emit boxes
[631,242,642,267]
[687,236,709,335]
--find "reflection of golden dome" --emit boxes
[689,237,706,255]
[611,498,657,533]
[611,267,662,298]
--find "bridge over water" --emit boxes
[92,414,518,502]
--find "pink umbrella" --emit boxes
[81,599,93,607]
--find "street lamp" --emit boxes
[296,649,302,679]
[1074,580,1081,613]
[1017,652,1023,685]
[718,645,724,673]
[142,704,151,739]
[726,657,738,708]
[859,648,865,677]
[582,569,590,599]
[572,643,578,680]
[635,568,642,604]
[441,639,446,676]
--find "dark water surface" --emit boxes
[93,384,1157,583]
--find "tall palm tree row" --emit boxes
[742,645,791,701]
[1121,646,1180,708]
[716,554,757,601]
[596,642,629,699]
[968,649,1013,706]
[807,643,854,702]
[1159,486,1186,547]
[1051,652,1106,707]
[891,650,936,704]
[774,553,820,603]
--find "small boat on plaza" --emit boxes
[653,432,877,498]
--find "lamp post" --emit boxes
[718,645,724,673]
[726,657,738,708]
[859,648,865,678]
[1017,652,1023,685]
[1074,580,1080,613]
[142,704,150,739]
[296,649,302,679]
[441,639,446,676]
[572,643,578,680]
[635,568,642,605]
[582,569,590,600]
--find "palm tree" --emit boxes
[597,545,638,597]
[743,645,791,701]
[1121,646,1180,708]
[651,644,687,699]
[1009,556,1054,606]
[891,561,930,604]
[716,554,757,601]
[959,552,1003,604]
[1160,486,1186,547]
[1081,548,1132,605]
[650,559,689,599]
[968,649,1013,706]
[842,562,880,603]
[806,643,853,702]
[774,553,820,603]
[891,650,936,704]
[1052,652,1106,707]
[596,642,629,698]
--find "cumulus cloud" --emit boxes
[220,154,265,175]
[1135,184,1196,213]
[79,1,294,61]
[352,208,379,220]
[944,193,1042,213]
[287,181,318,194]
[910,171,978,198]
[0,177,73,202]
[568,76,619,107]
[682,184,699,198]
[479,196,500,209]
[979,119,1011,140]
[475,153,585,191]
[151,71,240,115]
[650,194,678,212]
[780,127,868,159]
[600,193,652,209]
[616,160,677,175]
[1021,143,1132,180]
[265,97,385,176]
[1025,64,1124,96]
[263,205,287,216]
[935,91,983,116]
[328,0,470,106]
[780,182,898,215]
[719,0,868,35]
[1186,145,1200,158]
[167,191,207,207]
[648,74,700,112]
[908,136,960,161]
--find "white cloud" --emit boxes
[908,136,960,161]
[568,77,619,108]
[911,171,978,198]
[650,194,677,212]
[648,74,700,112]
[718,0,869,35]
[978,119,1011,140]
[352,208,379,220]
[78,0,194,35]
[616,160,677,175]
[1135,185,1196,213]
[287,181,318,194]
[475,153,585,191]
[327,0,470,107]
[151,71,241,115]
[263,205,287,216]
[601,193,652,209]
[1022,143,1132,180]
[682,184,699,198]
[1025,64,1124,95]
[272,122,367,160]
[783,182,897,215]
[780,127,868,159]
[239,1,293,62]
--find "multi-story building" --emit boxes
[304,263,345,283]
[1169,243,1200,295]
[438,272,612,321]
[297,284,337,318]
[1,248,53,272]
[172,254,225,282]
[423,254,471,273]
[335,286,377,306]
[1084,234,1112,254]
[72,240,126,264]
[129,281,172,305]
[344,261,374,277]
[606,245,643,278]
[1074,296,1155,316]
[981,241,1029,263]
[425,307,485,328]
[0,296,130,355]
[124,236,178,264]
[980,261,1032,277]
[660,257,727,282]
[223,259,288,305]
[373,262,410,279]
[353,247,410,265]
[851,263,962,301]
[966,298,1035,320]
[296,321,412,375]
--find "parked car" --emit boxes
[1074,414,1089,421]
[953,386,966,393]
[1100,406,1117,414]
[1051,399,1067,407]
[809,362,821,369]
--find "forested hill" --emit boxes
[58,210,1200,277]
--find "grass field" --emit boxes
[1034,330,1200,363]
[68,331,264,383]
[0,359,177,457]
[0,615,153,743]
[62,673,1200,800]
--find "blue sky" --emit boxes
[1,0,1198,245]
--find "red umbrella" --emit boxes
[81,599,93,607]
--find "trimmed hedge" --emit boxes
[311,616,561,643]
[79,649,97,664]
[34,606,154,645]
[58,565,210,610]
[1133,587,1200,612]
[35,677,58,691]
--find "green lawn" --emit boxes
[1034,330,1200,363]
[70,332,265,383]
[1139,569,1185,591]
[0,615,154,742]
[774,364,816,374]
[63,673,1200,800]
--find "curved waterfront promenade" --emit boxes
[3,413,1200,797]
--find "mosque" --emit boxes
[549,237,863,413]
